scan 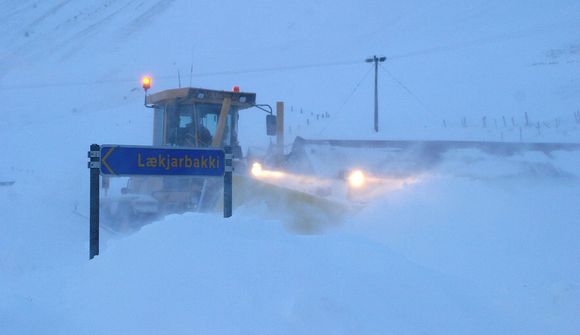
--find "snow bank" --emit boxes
[60,208,507,334]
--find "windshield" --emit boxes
[164,103,235,148]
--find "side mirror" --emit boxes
[266,115,277,136]
[232,145,243,159]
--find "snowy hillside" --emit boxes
[1,0,579,334]
[1,0,579,141]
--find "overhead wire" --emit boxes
[318,66,374,135]
[378,64,431,113]
[0,59,364,90]
[379,64,440,128]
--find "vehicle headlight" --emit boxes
[348,170,366,188]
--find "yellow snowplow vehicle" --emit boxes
[102,86,253,227]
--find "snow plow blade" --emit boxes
[228,175,352,232]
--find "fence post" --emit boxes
[525,112,529,126]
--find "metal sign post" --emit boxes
[87,144,233,259]
[224,146,233,218]
[88,144,100,259]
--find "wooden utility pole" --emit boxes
[366,55,386,132]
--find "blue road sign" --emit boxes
[100,145,225,177]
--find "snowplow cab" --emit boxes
[101,88,258,230]
[146,87,257,159]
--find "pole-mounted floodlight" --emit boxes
[366,55,386,132]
